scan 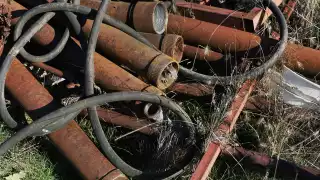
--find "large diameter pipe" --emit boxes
[140,32,184,62]
[6,59,126,180]
[167,14,261,52]
[10,1,163,94]
[222,145,320,180]
[80,0,168,34]
[81,19,179,89]
[183,44,224,62]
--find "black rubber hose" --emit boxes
[1,2,196,179]
[0,12,56,128]
[178,0,288,85]
[13,11,70,63]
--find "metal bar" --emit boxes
[6,58,126,180]
[282,0,297,20]
[175,0,282,32]
[191,80,256,180]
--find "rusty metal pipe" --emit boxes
[283,43,320,77]
[10,1,163,94]
[262,38,320,78]
[222,145,320,180]
[80,107,155,135]
[167,14,261,53]
[6,59,126,180]
[183,44,224,62]
[139,32,184,62]
[80,19,178,89]
[80,0,168,34]
[168,83,213,97]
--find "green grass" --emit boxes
[0,123,57,180]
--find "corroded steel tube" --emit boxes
[283,43,320,77]
[167,14,261,52]
[69,38,164,94]
[80,0,168,34]
[222,145,320,180]
[168,83,213,97]
[262,38,320,77]
[80,107,155,135]
[140,32,184,62]
[6,59,126,180]
[183,44,224,62]
[81,19,178,89]
[10,1,163,94]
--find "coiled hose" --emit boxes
[0,0,287,179]
[178,0,288,85]
[0,1,195,179]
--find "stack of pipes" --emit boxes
[0,0,319,179]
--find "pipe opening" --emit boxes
[160,62,178,87]
[153,3,168,34]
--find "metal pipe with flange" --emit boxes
[80,19,179,89]
[80,0,168,34]
[139,32,184,62]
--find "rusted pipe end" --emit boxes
[161,34,184,62]
[147,54,179,89]
[134,2,168,34]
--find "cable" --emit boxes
[177,0,288,85]
[0,1,196,179]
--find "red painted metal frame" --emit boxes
[191,80,256,180]
[175,0,282,32]
[282,0,297,20]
